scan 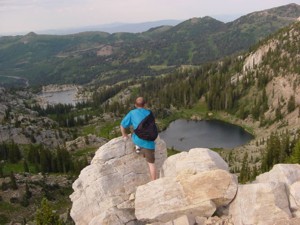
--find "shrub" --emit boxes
[0,214,9,224]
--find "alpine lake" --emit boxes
[159,119,253,151]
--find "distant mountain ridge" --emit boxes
[35,20,182,35]
[0,3,299,86]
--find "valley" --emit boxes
[0,3,300,225]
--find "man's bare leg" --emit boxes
[148,162,157,180]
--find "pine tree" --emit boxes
[27,144,41,164]
[0,142,9,160]
[290,140,300,163]
[0,164,3,178]
[20,194,29,207]
[279,131,290,162]
[251,165,259,181]
[275,107,282,121]
[56,148,71,173]
[10,171,18,190]
[8,141,21,163]
[40,149,52,173]
[25,182,32,199]
[23,160,29,173]
[35,198,64,225]
[239,152,250,183]
[287,95,296,113]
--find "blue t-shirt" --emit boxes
[121,108,155,150]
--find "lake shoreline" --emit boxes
[36,84,86,107]
[159,118,254,151]
[41,84,79,93]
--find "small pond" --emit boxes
[159,119,253,151]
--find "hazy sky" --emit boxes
[0,0,299,35]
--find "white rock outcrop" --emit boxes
[228,182,291,225]
[135,169,237,223]
[160,148,229,177]
[254,164,300,217]
[70,136,167,225]
[135,148,237,223]
[243,40,277,71]
[70,138,300,225]
[254,164,300,185]
[227,164,300,225]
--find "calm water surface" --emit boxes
[39,89,79,105]
[159,119,253,151]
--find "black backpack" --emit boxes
[134,111,158,141]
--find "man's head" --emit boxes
[135,97,146,108]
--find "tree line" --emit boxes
[26,144,88,174]
[30,103,92,128]
[237,130,300,183]
[0,142,88,177]
[0,141,22,163]
[261,130,300,172]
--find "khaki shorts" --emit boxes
[140,148,155,164]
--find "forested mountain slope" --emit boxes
[0,3,299,86]
[135,21,300,127]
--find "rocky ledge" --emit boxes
[70,137,300,225]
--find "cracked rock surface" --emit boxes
[70,136,167,225]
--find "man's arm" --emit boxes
[120,125,129,140]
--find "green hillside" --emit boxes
[0,3,299,86]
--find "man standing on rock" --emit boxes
[120,97,157,180]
